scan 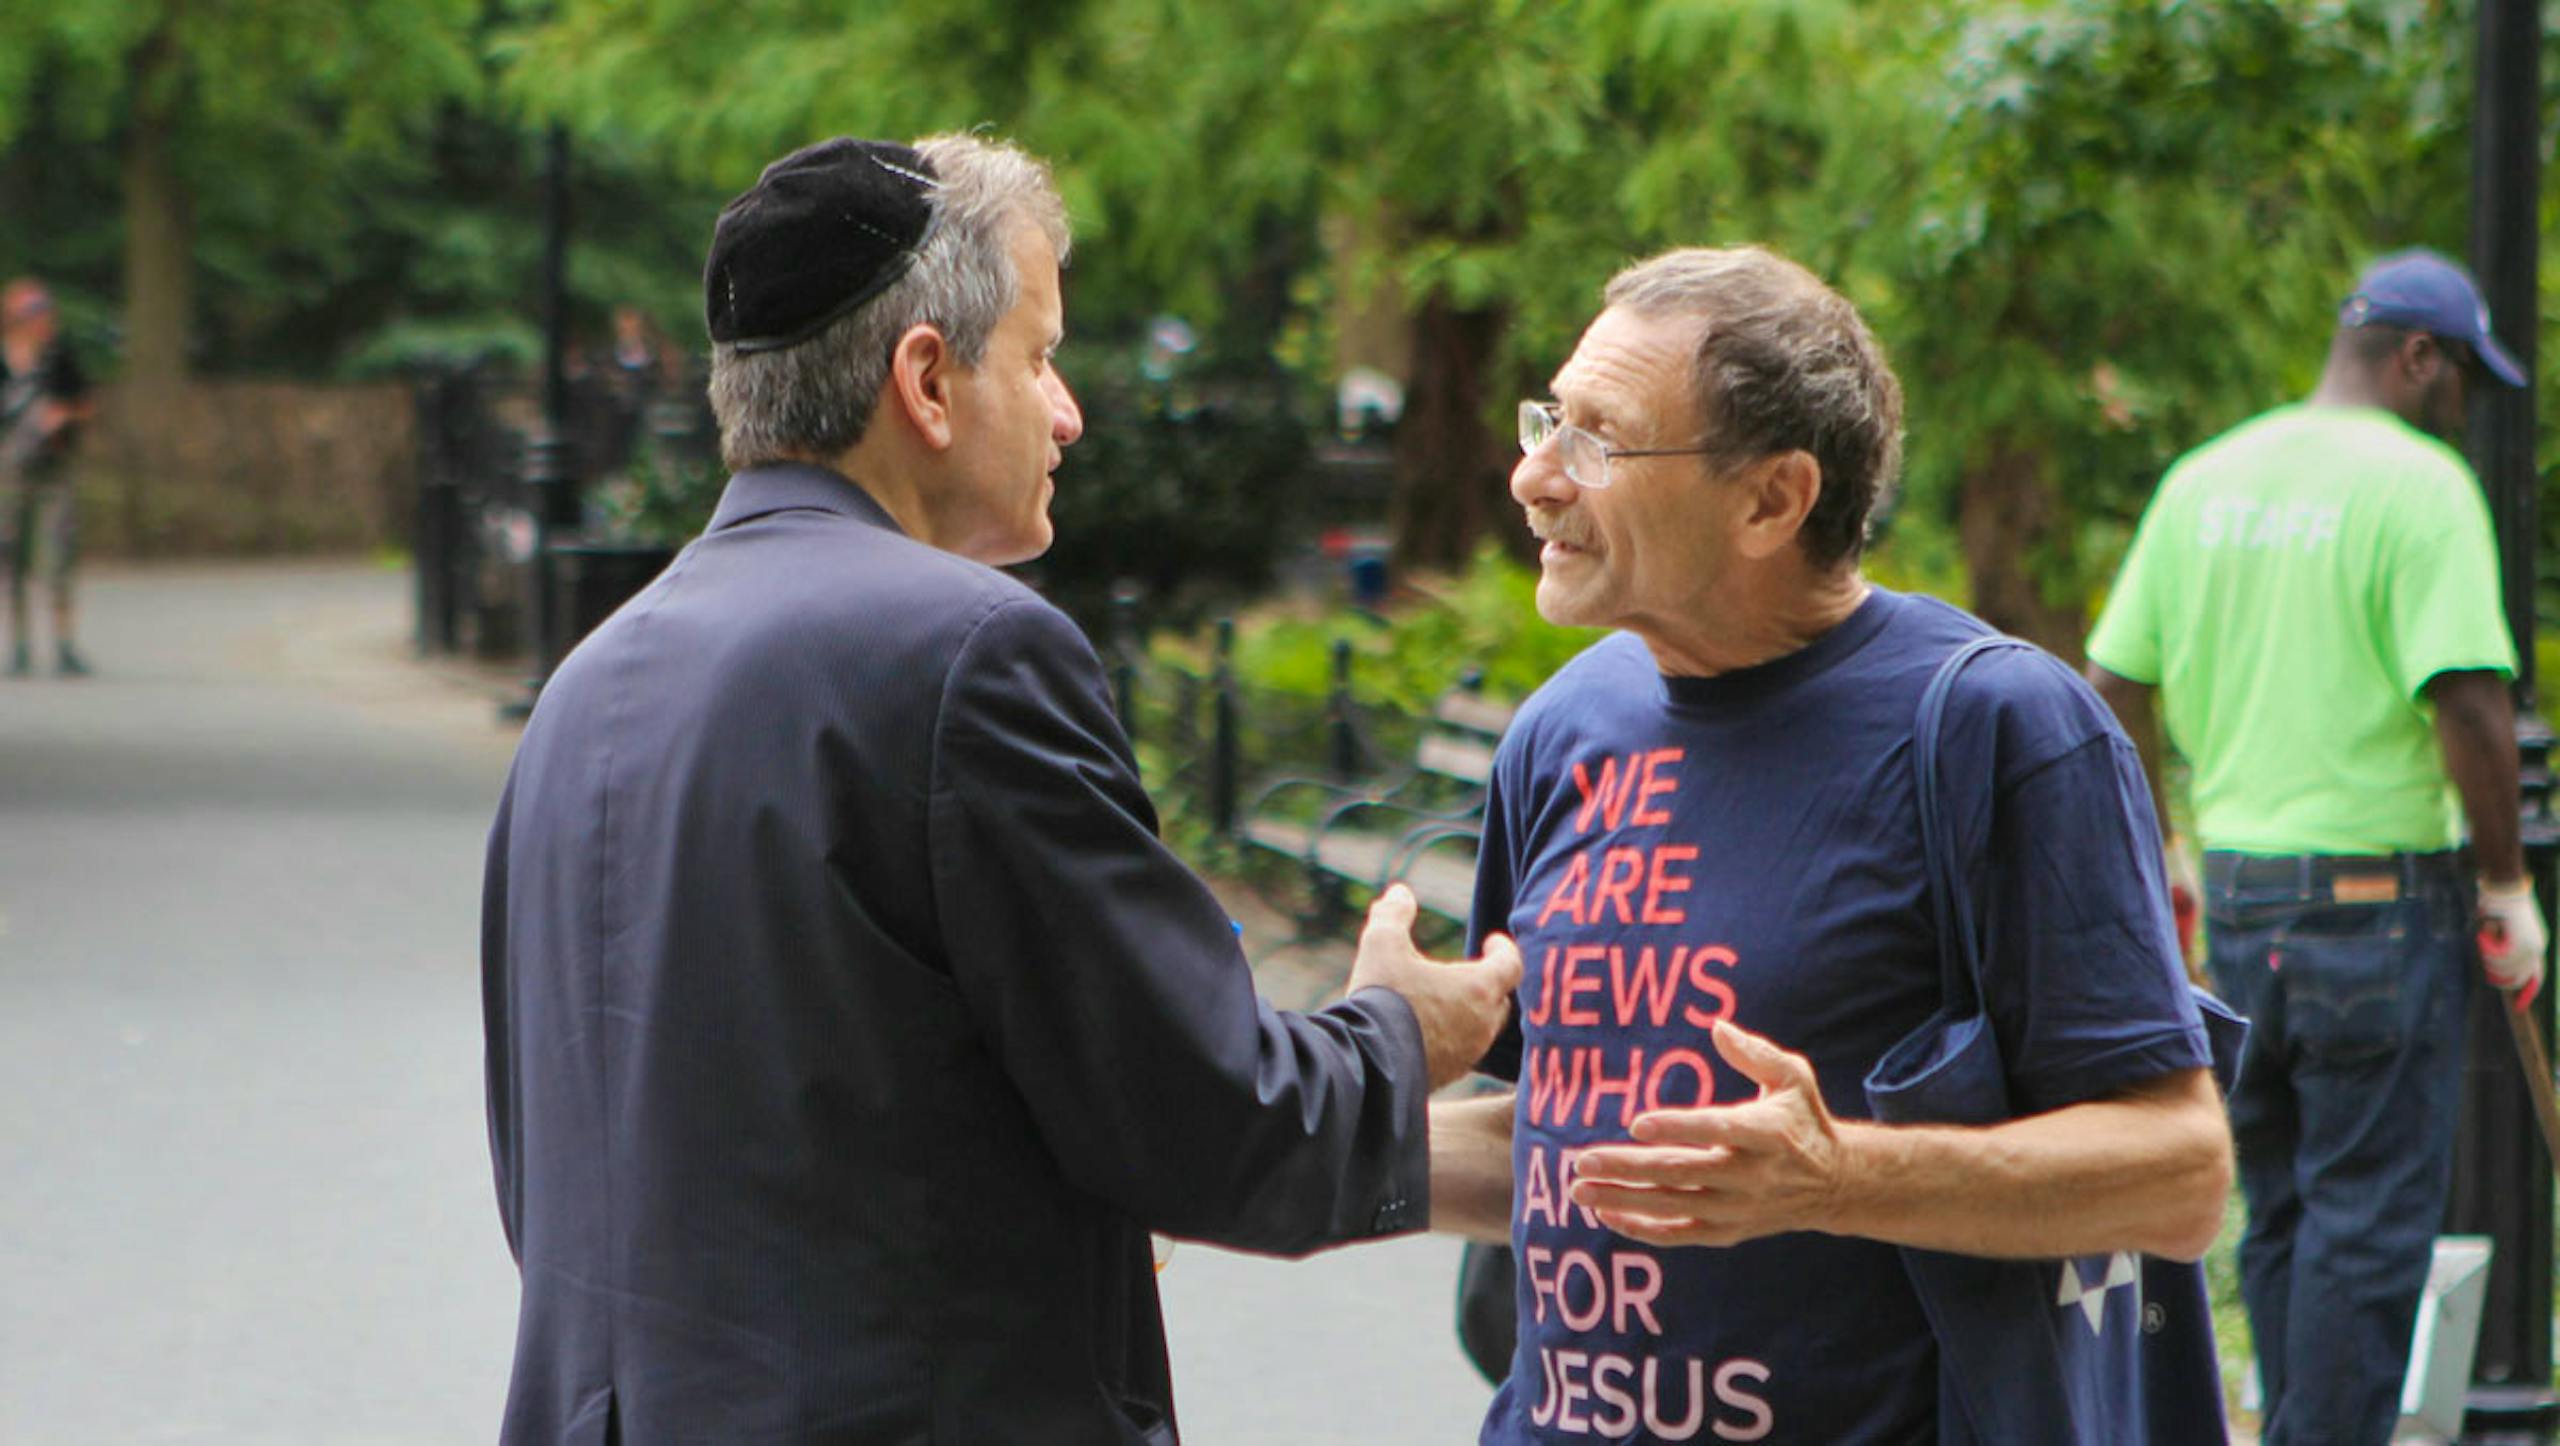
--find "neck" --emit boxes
[2306,341,2422,426]
[807,432,939,545]
[1637,560,1871,677]
[2308,365,2387,412]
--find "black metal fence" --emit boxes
[1106,609,1446,839]
[412,359,719,662]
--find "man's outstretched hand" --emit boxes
[1567,1019,1849,1248]
[1344,884,1522,1090]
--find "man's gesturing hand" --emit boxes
[1567,1020,1848,1248]
[1343,884,1522,1090]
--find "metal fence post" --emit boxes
[2452,3,2555,1439]
[1314,635,1361,931]
[1111,584,1141,742]
[1210,617,1239,836]
[500,124,581,723]
[1327,637,1359,783]
[1173,671,1200,757]
[412,369,465,656]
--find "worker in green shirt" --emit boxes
[2085,248,2542,1446]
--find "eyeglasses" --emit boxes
[1517,401,1715,490]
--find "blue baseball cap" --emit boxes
[2339,248,2527,388]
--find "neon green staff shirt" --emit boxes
[2086,403,2516,855]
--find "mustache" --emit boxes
[1525,510,1595,549]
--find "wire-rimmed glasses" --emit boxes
[1517,400,1716,490]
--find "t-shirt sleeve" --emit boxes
[2085,484,2171,685]
[929,597,1430,1252]
[2375,460,2517,698]
[1959,662,2213,1116]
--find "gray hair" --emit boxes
[1604,246,1904,567]
[709,133,1071,472]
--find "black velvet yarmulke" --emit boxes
[704,138,941,354]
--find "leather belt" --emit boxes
[2203,849,2460,904]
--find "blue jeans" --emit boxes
[2204,851,2475,1446]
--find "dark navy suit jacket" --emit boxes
[483,463,1430,1444]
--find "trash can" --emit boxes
[547,541,678,663]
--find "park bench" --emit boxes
[1239,688,1515,928]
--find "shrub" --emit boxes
[1022,348,1310,636]
[583,433,726,547]
[1152,542,1595,715]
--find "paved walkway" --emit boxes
[0,560,1494,1442]
[0,562,522,1442]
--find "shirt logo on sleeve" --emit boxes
[2056,1252,2140,1333]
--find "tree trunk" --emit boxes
[1389,292,1513,573]
[121,30,191,386]
[1956,444,2088,664]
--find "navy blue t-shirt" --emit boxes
[1470,588,2212,1445]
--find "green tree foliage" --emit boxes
[1182,0,1630,570]
[502,2,1908,571]
[1852,0,2471,655]
[0,1,726,381]
[0,0,485,380]
[0,0,2537,651]
[1019,342,1316,634]
[1216,542,1597,712]
[1034,0,1910,573]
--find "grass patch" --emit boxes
[2206,1188,2252,1411]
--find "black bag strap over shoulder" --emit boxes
[1912,634,2035,1014]
[1917,631,2249,1096]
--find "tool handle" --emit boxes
[2503,997,2560,1176]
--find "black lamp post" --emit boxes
[2449,0,2554,1439]
[503,122,581,721]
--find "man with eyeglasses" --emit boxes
[2084,247,2535,1446]
[1428,244,2232,1442]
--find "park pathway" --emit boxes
[0,560,1494,1443]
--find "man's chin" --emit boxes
[1533,575,1601,629]
[968,522,1054,569]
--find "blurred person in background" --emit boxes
[1,277,94,677]
[481,132,1521,1444]
[2086,247,2537,1446]
[592,303,683,476]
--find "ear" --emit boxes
[1732,450,1824,561]
[2398,331,2448,387]
[886,323,958,452]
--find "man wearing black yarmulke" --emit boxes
[481,132,1521,1443]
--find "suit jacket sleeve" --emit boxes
[480,770,523,1267]
[926,597,1430,1255]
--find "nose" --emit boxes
[1046,369,1084,447]
[1511,434,1576,508]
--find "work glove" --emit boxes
[2478,876,2547,1010]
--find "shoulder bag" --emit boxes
[1864,634,2247,1444]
